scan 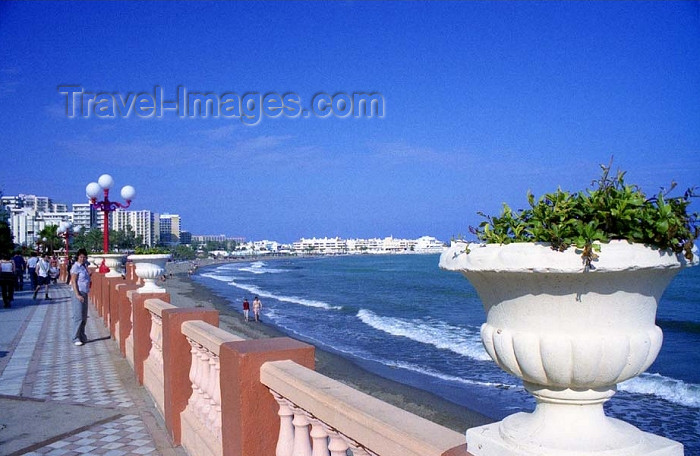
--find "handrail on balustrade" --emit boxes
[260,359,465,456]
[181,320,244,354]
[144,298,176,315]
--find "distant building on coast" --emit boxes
[290,235,446,256]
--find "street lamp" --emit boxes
[57,221,73,264]
[86,174,136,254]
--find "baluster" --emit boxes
[326,429,350,456]
[307,416,330,456]
[207,354,221,434]
[292,406,312,456]
[149,312,162,365]
[212,356,223,438]
[187,338,200,409]
[273,393,294,456]
[196,348,212,424]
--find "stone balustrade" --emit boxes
[261,360,465,456]
[94,272,469,456]
[144,298,177,416]
[180,320,243,456]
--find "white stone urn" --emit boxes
[440,240,698,456]
[127,254,171,294]
[100,253,127,278]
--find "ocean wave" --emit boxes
[240,261,288,274]
[356,309,491,361]
[216,261,287,275]
[619,373,700,408]
[200,272,236,282]
[383,359,521,390]
[227,280,341,310]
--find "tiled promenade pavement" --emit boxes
[0,283,186,456]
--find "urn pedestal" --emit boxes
[127,254,171,294]
[439,241,697,456]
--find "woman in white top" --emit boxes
[32,253,52,300]
[1,253,16,308]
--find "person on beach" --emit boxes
[32,253,52,300]
[242,298,250,321]
[252,296,262,322]
[1,253,16,308]
[70,249,91,346]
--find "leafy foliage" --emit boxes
[37,225,61,255]
[471,163,698,265]
[71,228,104,253]
[134,246,171,254]
[171,245,196,260]
[0,221,13,257]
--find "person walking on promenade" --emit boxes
[242,297,250,321]
[65,255,74,284]
[252,296,262,322]
[1,253,16,308]
[70,249,91,346]
[27,251,39,291]
[12,251,26,291]
[32,253,52,300]
[49,256,60,284]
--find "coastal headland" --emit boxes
[164,257,493,433]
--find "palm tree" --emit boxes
[38,225,61,255]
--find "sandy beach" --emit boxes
[163,258,493,433]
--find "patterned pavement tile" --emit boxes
[3,285,177,455]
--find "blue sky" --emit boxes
[1,1,698,243]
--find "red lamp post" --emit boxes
[85,174,136,254]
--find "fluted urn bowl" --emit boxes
[127,254,171,294]
[101,253,127,278]
[440,240,697,456]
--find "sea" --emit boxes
[193,254,700,454]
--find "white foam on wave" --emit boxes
[227,280,341,310]
[619,373,700,408]
[357,309,491,361]
[200,272,236,282]
[383,359,521,390]
[235,261,286,274]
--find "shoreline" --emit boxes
[164,258,493,432]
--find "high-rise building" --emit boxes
[8,208,72,247]
[112,209,160,247]
[72,203,104,230]
[159,214,180,245]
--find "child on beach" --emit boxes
[242,298,250,321]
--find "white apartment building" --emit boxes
[252,240,282,252]
[72,203,104,230]
[191,235,246,245]
[9,208,72,247]
[292,237,347,255]
[112,209,160,247]
[414,236,446,253]
[294,236,446,255]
